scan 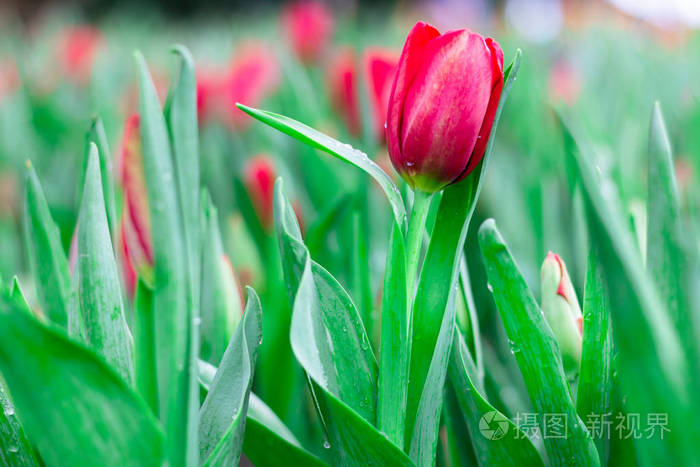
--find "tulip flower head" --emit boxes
[118,114,154,295]
[327,48,361,137]
[541,252,583,378]
[244,155,276,231]
[386,22,503,193]
[282,1,334,63]
[363,48,398,142]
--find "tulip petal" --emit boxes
[461,37,504,178]
[386,22,440,182]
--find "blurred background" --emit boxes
[1,0,700,435]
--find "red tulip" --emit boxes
[386,22,503,193]
[118,114,154,294]
[327,48,361,137]
[363,48,398,142]
[281,1,333,63]
[0,59,19,101]
[244,155,276,230]
[549,59,581,105]
[59,26,103,84]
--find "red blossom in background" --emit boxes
[281,0,334,63]
[363,48,398,143]
[548,59,581,105]
[244,155,276,231]
[197,44,279,129]
[58,26,104,84]
[327,48,361,137]
[386,22,503,193]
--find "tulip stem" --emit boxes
[405,190,433,297]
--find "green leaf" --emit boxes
[448,330,544,467]
[83,116,118,238]
[0,294,164,467]
[23,162,82,337]
[478,219,599,466]
[237,103,406,231]
[305,192,353,255]
[199,287,262,466]
[243,394,328,467]
[276,180,377,424]
[576,250,613,464]
[164,46,201,467]
[646,102,698,366]
[275,180,411,466]
[200,192,243,364]
[559,111,697,463]
[8,277,32,316]
[77,144,134,383]
[134,50,193,467]
[0,382,40,467]
[405,50,521,465]
[134,279,158,415]
[377,220,408,448]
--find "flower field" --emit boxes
[0,1,699,465]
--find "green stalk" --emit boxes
[405,190,432,296]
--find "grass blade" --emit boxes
[478,219,599,466]
[0,382,40,467]
[0,294,164,467]
[134,279,158,414]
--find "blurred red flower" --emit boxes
[244,155,276,231]
[363,48,398,142]
[58,26,103,84]
[327,47,361,137]
[281,1,334,63]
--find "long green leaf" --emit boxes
[0,294,164,466]
[134,50,191,467]
[23,162,82,337]
[405,51,521,465]
[237,103,406,231]
[83,116,117,237]
[199,287,262,466]
[576,250,612,464]
[478,219,599,466]
[646,102,699,370]
[77,144,134,383]
[164,45,201,467]
[377,220,408,447]
[559,111,697,463]
[448,330,543,467]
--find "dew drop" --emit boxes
[486,283,493,293]
[3,405,14,416]
[192,317,201,326]
[405,161,415,167]
[8,445,18,453]
[323,439,331,449]
[383,121,387,129]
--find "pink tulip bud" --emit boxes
[281,1,334,64]
[327,48,361,137]
[118,115,154,294]
[363,48,398,143]
[386,22,503,193]
[541,252,582,377]
[244,155,276,231]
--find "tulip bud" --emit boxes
[363,48,398,143]
[243,155,276,231]
[327,48,361,137]
[281,1,334,64]
[386,22,503,193]
[541,252,582,378]
[118,115,154,295]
